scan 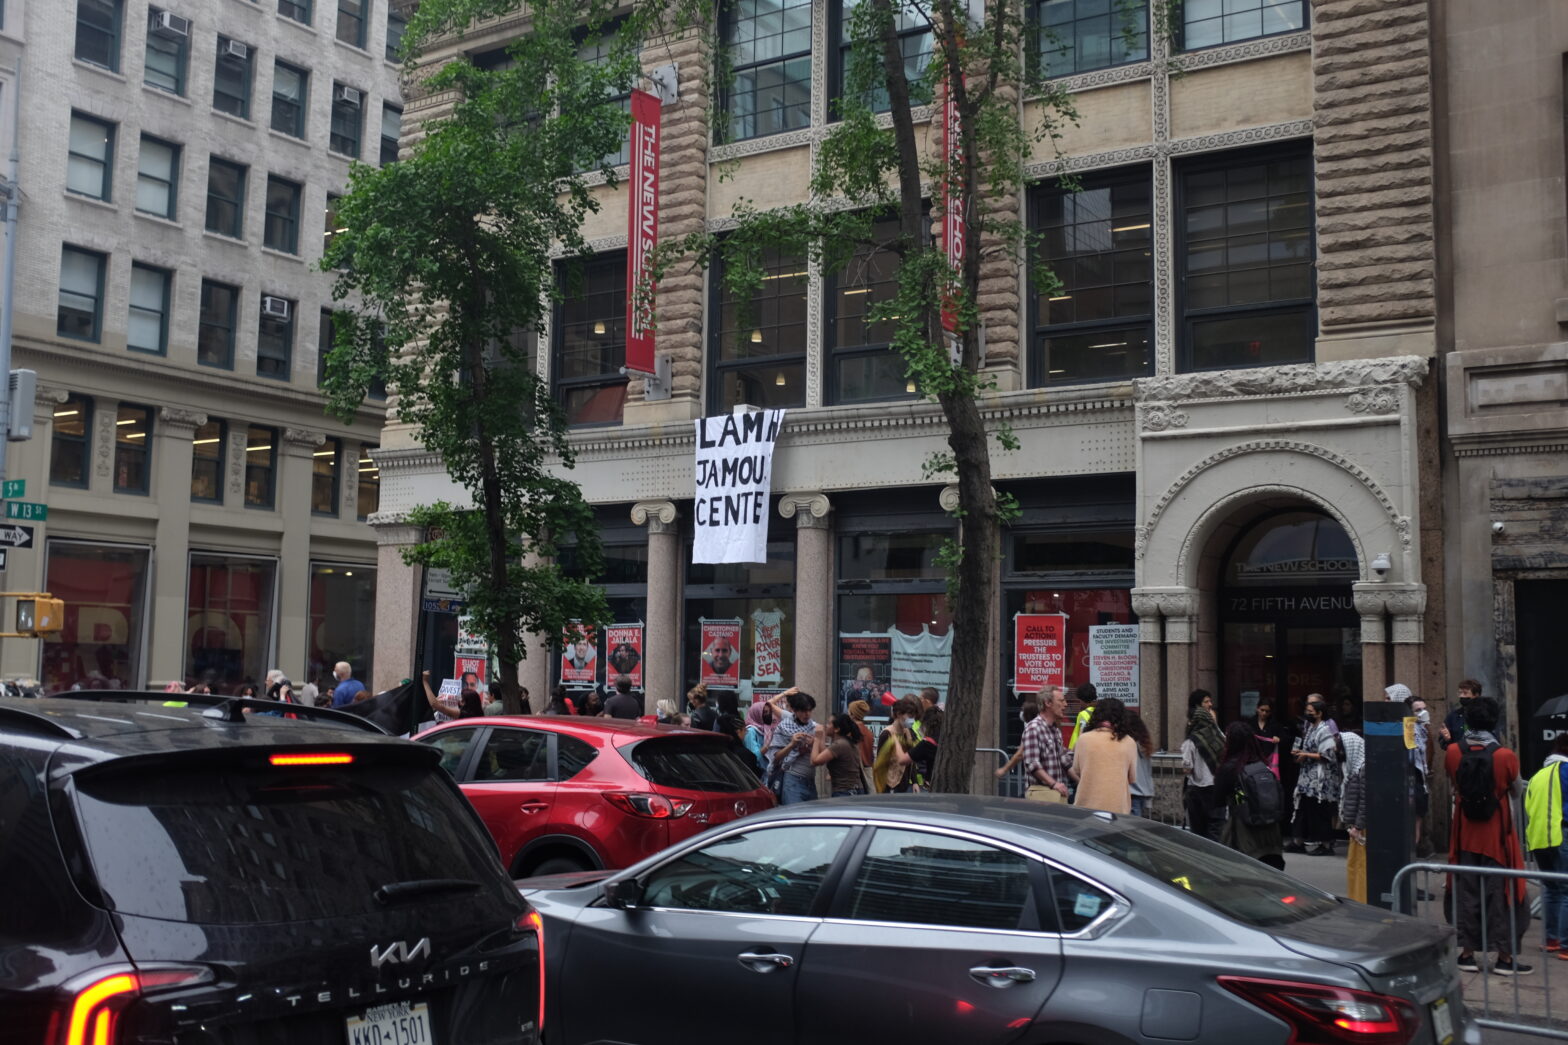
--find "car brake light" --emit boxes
[1219,976,1420,1044]
[519,910,547,1035]
[269,752,354,766]
[62,966,210,1045]
[601,792,692,819]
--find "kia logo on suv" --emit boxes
[370,938,431,969]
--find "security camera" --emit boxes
[1491,521,1505,534]
[1370,552,1391,578]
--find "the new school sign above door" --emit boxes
[692,408,787,564]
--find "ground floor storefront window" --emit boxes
[683,535,794,703]
[187,553,277,691]
[41,541,151,691]
[307,562,377,694]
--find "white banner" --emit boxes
[692,408,786,564]
[751,608,784,684]
[1089,623,1140,707]
[890,626,952,703]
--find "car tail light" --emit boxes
[601,792,692,819]
[519,910,546,1035]
[269,752,354,766]
[1219,976,1420,1044]
[59,966,211,1045]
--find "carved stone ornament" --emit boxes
[630,499,678,533]
[1134,356,1430,403]
[1346,387,1400,415]
[1129,588,1200,622]
[1140,403,1188,432]
[283,426,326,448]
[228,432,244,496]
[778,492,831,527]
[35,384,69,407]
[159,407,208,433]
[94,410,114,478]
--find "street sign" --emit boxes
[0,549,9,571]
[4,501,45,521]
[0,524,33,548]
[1,479,24,498]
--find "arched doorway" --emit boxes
[1219,510,1361,726]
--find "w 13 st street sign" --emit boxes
[4,501,46,521]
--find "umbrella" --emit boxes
[1532,694,1568,720]
[344,675,433,736]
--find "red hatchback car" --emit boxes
[415,716,774,877]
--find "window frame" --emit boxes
[75,0,124,72]
[278,0,311,25]
[634,821,859,917]
[379,102,401,165]
[112,403,154,495]
[212,35,254,120]
[824,216,920,406]
[263,175,302,254]
[271,60,309,138]
[1028,0,1151,80]
[552,251,629,428]
[205,156,247,238]
[707,246,809,413]
[716,0,813,144]
[385,9,406,61]
[190,418,226,504]
[256,296,296,380]
[127,262,172,355]
[329,83,363,157]
[830,0,934,117]
[244,425,278,509]
[356,443,379,520]
[144,7,189,95]
[337,0,368,49]
[135,135,180,220]
[312,436,340,516]
[198,278,240,370]
[1178,0,1308,51]
[57,245,108,343]
[50,394,94,490]
[67,111,116,201]
[1174,143,1317,374]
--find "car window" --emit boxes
[845,828,1035,931]
[476,728,551,782]
[424,726,479,777]
[557,734,597,780]
[627,737,760,793]
[1045,866,1115,933]
[640,825,851,916]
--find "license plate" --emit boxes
[1430,997,1453,1045]
[345,1000,434,1045]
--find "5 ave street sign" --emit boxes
[0,524,33,548]
[1,479,23,498]
[4,501,45,521]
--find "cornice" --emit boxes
[1134,356,1430,403]
[1174,30,1312,72]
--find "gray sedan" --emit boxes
[520,795,1475,1045]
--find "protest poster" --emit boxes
[456,614,487,654]
[837,632,892,712]
[1014,613,1068,694]
[604,623,644,689]
[560,621,597,687]
[453,655,487,685]
[890,626,952,703]
[1089,623,1140,706]
[751,608,784,684]
[699,618,742,687]
[692,408,786,564]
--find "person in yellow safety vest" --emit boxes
[1068,683,1098,750]
[1524,732,1568,954]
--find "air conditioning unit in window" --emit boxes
[261,296,292,320]
[334,84,362,107]
[152,10,191,39]
[221,39,249,61]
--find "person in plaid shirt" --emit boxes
[1023,686,1072,802]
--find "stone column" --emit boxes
[632,500,680,705]
[145,408,206,685]
[1353,582,1426,697]
[1387,584,1428,693]
[1353,583,1389,700]
[518,549,553,707]
[371,517,423,694]
[1131,587,1200,750]
[275,427,323,679]
[779,492,832,714]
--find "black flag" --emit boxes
[344,676,433,736]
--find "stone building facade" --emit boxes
[374,0,1447,769]
[0,0,402,691]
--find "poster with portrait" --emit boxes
[699,618,742,687]
[836,633,892,713]
[1014,613,1068,694]
[604,623,644,689]
[560,621,597,687]
[751,608,785,685]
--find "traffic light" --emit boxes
[15,596,62,636]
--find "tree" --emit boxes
[320,0,651,710]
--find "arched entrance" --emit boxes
[1218,510,1361,726]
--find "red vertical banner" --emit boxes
[939,73,966,337]
[698,618,742,688]
[625,89,661,375]
[1014,613,1068,694]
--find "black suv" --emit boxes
[0,693,543,1045]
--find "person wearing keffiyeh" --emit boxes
[1180,690,1227,840]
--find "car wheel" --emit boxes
[529,855,590,876]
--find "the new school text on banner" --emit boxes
[699,618,742,687]
[751,608,784,684]
[625,89,661,375]
[1014,613,1068,694]
[692,409,786,564]
[560,621,597,687]
[1089,623,1140,706]
[604,623,645,689]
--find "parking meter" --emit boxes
[1364,700,1415,911]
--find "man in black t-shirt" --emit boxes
[603,676,644,719]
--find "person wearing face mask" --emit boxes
[1242,696,1284,777]
[873,697,921,794]
[1400,690,1433,855]
[1287,695,1342,855]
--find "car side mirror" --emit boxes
[602,877,643,909]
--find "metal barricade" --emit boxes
[1393,861,1568,1040]
[978,747,1030,798]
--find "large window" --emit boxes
[186,553,277,690]
[51,395,93,488]
[576,25,632,169]
[1178,147,1314,371]
[330,83,363,157]
[379,103,401,165]
[213,36,254,119]
[833,0,933,114]
[75,0,123,72]
[710,247,807,411]
[312,438,339,515]
[191,419,225,503]
[356,444,379,519]
[1032,0,1149,78]
[554,252,627,426]
[827,216,912,404]
[308,563,377,694]
[244,426,277,508]
[683,536,794,702]
[67,113,115,201]
[113,404,152,494]
[1182,0,1305,50]
[198,279,239,369]
[42,542,151,692]
[337,0,367,47]
[257,297,295,379]
[264,176,301,253]
[279,0,311,25]
[205,157,246,237]
[58,246,107,343]
[135,136,180,219]
[385,9,406,61]
[144,8,188,94]
[718,0,812,143]
[1030,170,1153,384]
[271,61,308,138]
[128,263,171,354]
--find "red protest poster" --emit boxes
[836,632,892,713]
[604,622,644,689]
[453,655,487,685]
[625,88,661,375]
[560,621,597,687]
[699,618,742,687]
[1014,613,1068,694]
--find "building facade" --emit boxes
[374,0,1445,765]
[0,0,405,692]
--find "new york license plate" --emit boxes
[345,1000,434,1045]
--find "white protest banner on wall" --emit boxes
[889,626,953,703]
[692,408,786,564]
[1089,623,1140,706]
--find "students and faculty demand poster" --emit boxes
[692,409,786,564]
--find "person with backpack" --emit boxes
[1217,722,1285,870]
[1524,732,1568,957]
[1445,696,1531,975]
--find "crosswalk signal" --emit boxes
[15,596,62,636]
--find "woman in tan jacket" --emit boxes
[1070,696,1137,814]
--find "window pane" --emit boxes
[144,12,185,94]
[67,114,112,199]
[213,37,252,119]
[244,426,276,507]
[58,248,103,341]
[264,177,300,253]
[474,729,551,781]
[128,265,169,354]
[1045,866,1115,932]
[206,159,245,237]
[1035,0,1149,77]
[356,446,379,519]
[555,253,628,425]
[311,438,338,514]
[50,396,91,487]
[424,726,479,777]
[846,828,1034,930]
[136,138,177,217]
[1183,0,1304,47]
[114,405,152,493]
[272,63,307,137]
[331,88,362,156]
[308,564,377,699]
[720,0,812,142]
[1033,326,1152,383]
[258,306,294,379]
[640,826,851,915]
[1188,309,1313,369]
[42,543,150,691]
[75,0,122,71]
[187,554,277,687]
[198,280,238,368]
[337,0,365,46]
[191,420,224,503]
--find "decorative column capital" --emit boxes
[1352,581,1426,645]
[370,514,423,546]
[281,426,326,457]
[778,491,831,529]
[158,407,208,435]
[631,499,678,535]
[1129,587,1200,622]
